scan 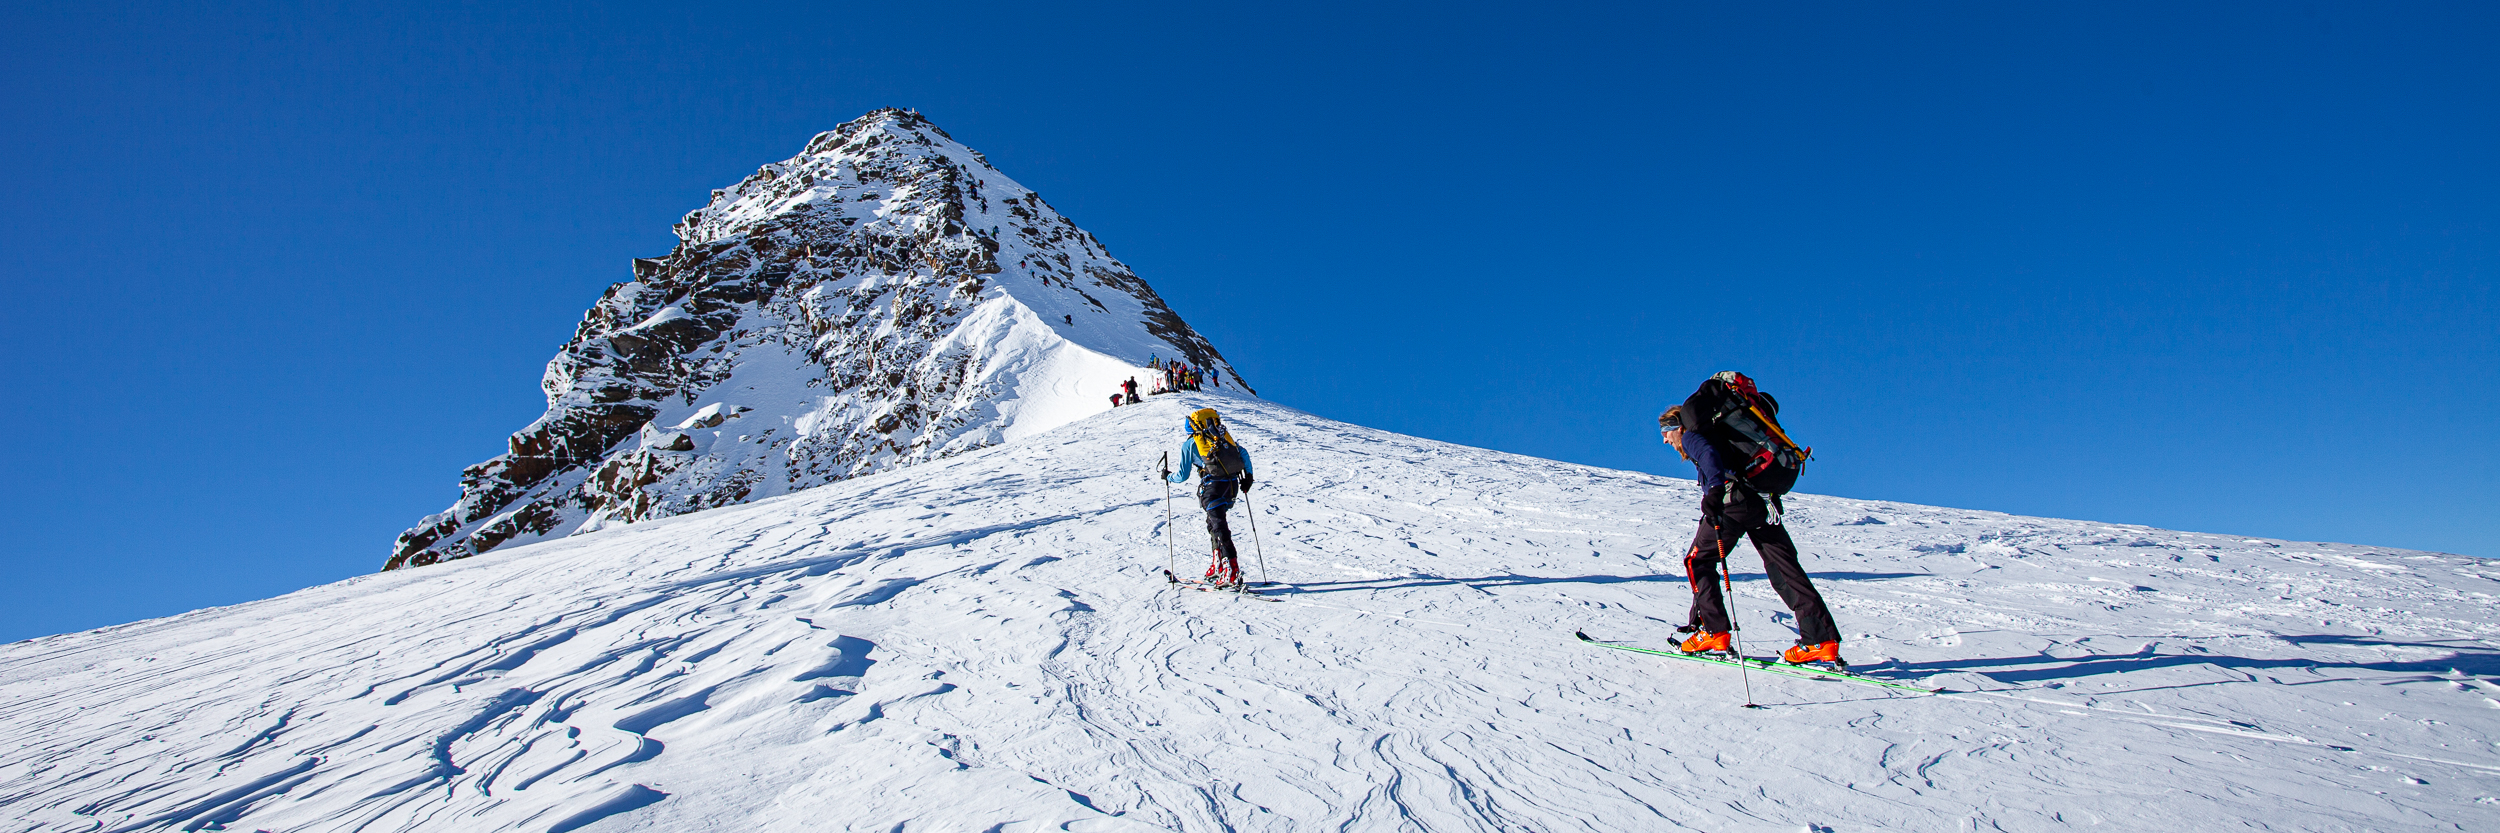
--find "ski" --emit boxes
[1165,569,1282,600]
[1574,631,1941,694]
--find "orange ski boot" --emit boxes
[1781,641,1844,667]
[1678,630,1733,655]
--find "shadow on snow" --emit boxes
[1895,635,2500,685]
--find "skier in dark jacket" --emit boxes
[1664,399,1843,666]
[1167,408,1255,588]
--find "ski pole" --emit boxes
[1160,452,1175,578]
[1714,520,1762,709]
[1245,486,1269,586]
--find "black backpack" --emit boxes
[1200,434,1247,480]
[1680,371,1811,495]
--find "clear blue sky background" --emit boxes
[2,2,2491,643]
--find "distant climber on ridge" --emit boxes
[1167,408,1255,589]
[1662,372,1840,667]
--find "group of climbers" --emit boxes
[1149,356,1214,393]
[1112,357,1222,407]
[1155,370,1847,670]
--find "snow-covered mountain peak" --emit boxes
[386,109,1242,569]
[671,108,979,247]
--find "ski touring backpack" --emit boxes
[1680,371,1812,495]
[1187,408,1248,480]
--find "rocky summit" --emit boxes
[387,109,1242,570]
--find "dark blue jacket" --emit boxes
[1685,431,1728,495]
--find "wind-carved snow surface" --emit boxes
[386,108,1242,569]
[5,395,2497,831]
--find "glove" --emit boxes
[1239,475,1254,493]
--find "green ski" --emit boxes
[1574,631,1942,695]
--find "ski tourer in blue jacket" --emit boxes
[1168,408,1254,586]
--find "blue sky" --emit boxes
[1,1,2491,643]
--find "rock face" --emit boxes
[387,109,1245,570]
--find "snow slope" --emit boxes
[6,394,2496,831]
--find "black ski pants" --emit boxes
[1684,519,1840,645]
[1198,477,1240,561]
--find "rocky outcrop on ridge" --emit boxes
[386,109,1244,570]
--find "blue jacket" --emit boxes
[1168,439,1253,484]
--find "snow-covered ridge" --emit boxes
[5,397,2494,831]
[387,108,1242,569]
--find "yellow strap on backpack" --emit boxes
[1745,401,1811,460]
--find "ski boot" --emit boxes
[1203,554,1243,590]
[1678,630,1733,655]
[1781,641,1845,669]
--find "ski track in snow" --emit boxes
[4,395,2497,831]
